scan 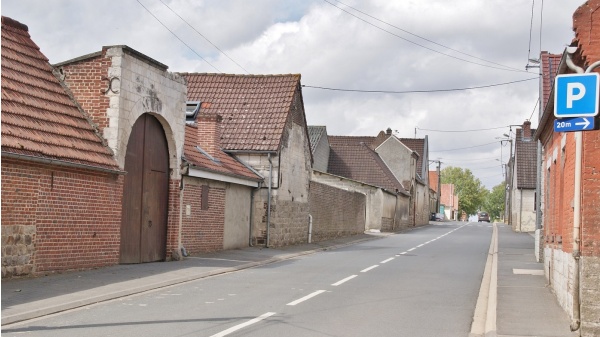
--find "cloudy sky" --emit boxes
[2,0,584,189]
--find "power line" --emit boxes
[430,141,499,153]
[526,0,536,63]
[157,0,249,74]
[417,125,510,133]
[332,0,527,73]
[528,96,539,121]
[136,0,221,73]
[323,0,532,73]
[302,77,538,94]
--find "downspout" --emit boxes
[565,55,600,332]
[266,153,273,248]
[308,214,313,243]
[519,188,523,232]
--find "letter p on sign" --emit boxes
[555,73,599,118]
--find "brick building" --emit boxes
[1,17,124,277]
[534,1,600,334]
[182,74,313,247]
[508,122,537,232]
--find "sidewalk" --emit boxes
[1,233,386,326]
[494,223,578,337]
[1,224,579,336]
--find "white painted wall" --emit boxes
[224,183,253,249]
[104,47,186,179]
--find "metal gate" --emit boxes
[120,114,169,263]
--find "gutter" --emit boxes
[266,153,273,248]
[2,151,124,175]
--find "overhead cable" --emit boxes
[158,0,249,73]
[323,0,531,73]
[430,141,499,152]
[332,0,527,73]
[417,125,510,133]
[136,0,221,73]
[302,77,538,94]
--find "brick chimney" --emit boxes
[523,120,532,139]
[197,113,222,156]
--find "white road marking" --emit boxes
[361,265,379,273]
[399,252,407,255]
[287,290,327,306]
[332,275,358,286]
[407,248,416,252]
[513,269,544,276]
[210,312,276,337]
[380,257,394,264]
[417,244,424,247]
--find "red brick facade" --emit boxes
[58,53,111,135]
[1,158,123,277]
[181,184,226,254]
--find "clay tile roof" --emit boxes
[327,136,405,192]
[308,125,327,153]
[184,125,262,182]
[515,129,537,189]
[540,52,562,111]
[573,0,600,66]
[399,138,425,173]
[1,16,119,171]
[181,73,300,152]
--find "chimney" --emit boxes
[197,113,222,156]
[386,127,393,135]
[523,120,532,139]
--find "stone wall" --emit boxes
[308,181,365,242]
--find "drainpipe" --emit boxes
[308,214,313,243]
[266,153,273,248]
[565,55,600,332]
[519,188,523,232]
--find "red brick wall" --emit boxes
[1,158,123,277]
[166,179,181,260]
[59,53,111,134]
[542,133,575,253]
[582,130,600,257]
[181,183,225,254]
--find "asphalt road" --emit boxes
[1,221,493,337]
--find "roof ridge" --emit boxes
[1,16,29,34]
[178,72,301,78]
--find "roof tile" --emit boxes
[1,16,119,171]
[181,73,300,152]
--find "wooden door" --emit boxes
[120,114,169,263]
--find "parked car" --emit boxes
[434,213,444,221]
[478,212,490,222]
[430,212,437,221]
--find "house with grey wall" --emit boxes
[182,73,313,248]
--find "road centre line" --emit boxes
[361,265,379,273]
[332,275,358,286]
[287,290,327,306]
[407,248,416,252]
[399,252,407,255]
[417,244,424,247]
[380,257,395,264]
[210,312,276,337]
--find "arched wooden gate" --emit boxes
[120,114,169,263]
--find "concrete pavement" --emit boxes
[1,222,579,336]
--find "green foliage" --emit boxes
[484,182,506,220]
[441,166,487,215]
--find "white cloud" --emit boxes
[1,0,584,188]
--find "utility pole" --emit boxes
[436,161,441,213]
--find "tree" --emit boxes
[441,166,487,216]
[484,182,506,221]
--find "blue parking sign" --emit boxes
[554,73,599,118]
